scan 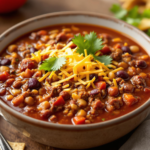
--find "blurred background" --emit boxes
[0,0,116,34]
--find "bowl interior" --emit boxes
[1,13,150,55]
[0,12,150,128]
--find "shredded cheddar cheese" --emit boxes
[31,41,115,87]
[113,79,118,87]
[39,72,50,82]
[111,67,124,73]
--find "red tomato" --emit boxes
[95,81,106,90]
[0,0,26,13]
[72,116,85,125]
[53,96,65,106]
[113,43,121,49]
[101,45,111,54]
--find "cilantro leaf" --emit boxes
[84,32,104,55]
[110,4,121,13]
[39,57,66,71]
[110,4,141,27]
[72,34,90,55]
[126,17,141,27]
[110,4,127,20]
[72,32,112,65]
[142,9,150,18]
[146,29,150,36]
[128,6,139,18]
[72,32,104,56]
[94,55,112,65]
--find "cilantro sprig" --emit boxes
[110,4,150,36]
[39,32,112,72]
[39,57,66,71]
[72,32,112,65]
[110,4,142,27]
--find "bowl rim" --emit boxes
[0,11,150,130]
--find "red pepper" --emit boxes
[95,81,106,90]
[101,45,111,54]
[72,116,85,125]
[113,43,121,49]
[53,96,65,106]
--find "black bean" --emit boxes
[89,74,98,82]
[136,60,147,69]
[30,47,38,53]
[116,70,129,80]
[90,89,100,95]
[28,78,41,89]
[121,46,132,54]
[0,58,11,66]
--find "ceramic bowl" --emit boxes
[0,12,150,149]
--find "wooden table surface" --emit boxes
[0,0,136,149]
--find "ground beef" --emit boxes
[110,48,122,60]
[121,83,134,93]
[131,75,146,89]
[20,58,37,71]
[47,86,62,97]
[56,32,67,42]
[106,96,123,112]
[79,91,89,101]
[91,99,104,109]
[59,91,70,100]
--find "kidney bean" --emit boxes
[40,110,52,119]
[135,60,147,69]
[28,78,41,89]
[121,46,132,54]
[90,89,100,95]
[0,58,11,66]
[116,70,129,80]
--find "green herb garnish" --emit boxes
[39,57,66,72]
[110,4,150,36]
[146,29,150,36]
[16,58,19,62]
[72,32,112,65]
[110,4,127,20]
[110,4,142,27]
[28,45,32,48]
[40,32,112,72]
[102,118,105,121]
